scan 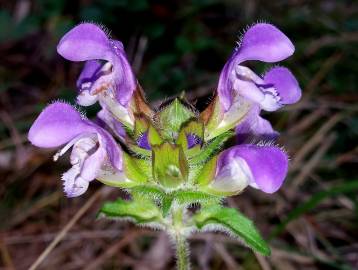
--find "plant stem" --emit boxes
[171,206,190,270]
[175,231,189,270]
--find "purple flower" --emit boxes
[211,144,288,194]
[28,102,123,197]
[216,23,301,138]
[57,23,137,109]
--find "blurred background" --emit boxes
[0,0,357,269]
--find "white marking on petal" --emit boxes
[70,137,97,165]
[77,89,98,106]
[61,165,89,197]
[235,65,264,84]
[211,157,252,193]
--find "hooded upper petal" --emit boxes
[215,144,288,193]
[28,102,92,148]
[237,23,294,63]
[263,66,301,105]
[57,23,112,62]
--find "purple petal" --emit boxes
[28,102,92,148]
[62,168,89,197]
[57,23,112,62]
[110,41,137,105]
[238,23,294,63]
[218,144,288,193]
[76,60,103,90]
[236,107,279,143]
[88,121,122,171]
[186,134,202,149]
[97,109,126,141]
[217,56,235,111]
[263,66,301,104]
[28,102,122,171]
[217,23,295,111]
[57,23,137,107]
[137,132,151,150]
[80,147,107,180]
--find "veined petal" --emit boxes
[216,144,288,193]
[238,23,294,63]
[28,102,92,148]
[57,23,112,62]
[263,66,301,105]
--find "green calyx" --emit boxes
[101,97,236,193]
[99,96,271,260]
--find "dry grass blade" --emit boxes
[0,238,15,270]
[290,113,343,172]
[254,253,272,270]
[213,242,242,270]
[28,187,111,270]
[9,191,61,228]
[291,133,336,189]
[84,230,144,270]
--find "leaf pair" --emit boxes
[100,191,270,256]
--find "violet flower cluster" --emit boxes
[29,23,301,197]
[28,22,301,199]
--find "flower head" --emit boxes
[29,22,300,198]
[28,102,123,197]
[57,23,137,107]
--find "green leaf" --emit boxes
[270,180,358,238]
[130,185,165,201]
[100,197,162,224]
[173,190,222,206]
[161,195,174,217]
[194,205,270,256]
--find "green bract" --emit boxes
[99,97,270,257]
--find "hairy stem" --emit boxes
[171,206,190,270]
[175,232,190,270]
